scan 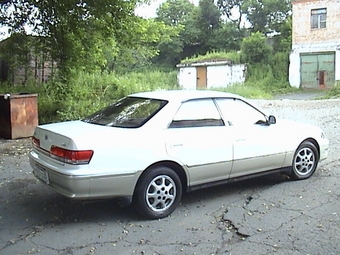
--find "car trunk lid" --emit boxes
[33,120,135,151]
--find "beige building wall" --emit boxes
[292,0,340,44]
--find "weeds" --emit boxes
[181,51,242,64]
[2,60,334,124]
[0,70,180,124]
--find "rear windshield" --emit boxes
[82,97,168,128]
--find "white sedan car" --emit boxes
[29,90,329,219]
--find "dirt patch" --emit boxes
[0,138,31,156]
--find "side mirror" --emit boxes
[268,115,276,125]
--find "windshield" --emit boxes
[82,97,168,128]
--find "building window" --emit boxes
[311,8,327,29]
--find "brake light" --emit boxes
[32,137,40,147]
[50,146,94,165]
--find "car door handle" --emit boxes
[236,139,245,142]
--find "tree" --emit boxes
[117,19,182,70]
[156,0,195,26]
[153,0,195,66]
[243,0,291,34]
[198,0,221,32]
[206,22,245,52]
[0,0,156,80]
[154,0,243,65]
[216,0,246,30]
[241,31,272,64]
[273,16,292,52]
[216,0,291,34]
[185,0,223,55]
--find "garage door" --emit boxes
[300,53,335,89]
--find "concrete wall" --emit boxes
[206,65,231,88]
[177,67,197,89]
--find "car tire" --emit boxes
[290,141,319,180]
[133,166,182,219]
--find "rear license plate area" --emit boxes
[34,163,50,184]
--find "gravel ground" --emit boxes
[252,98,340,164]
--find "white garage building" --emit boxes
[176,60,246,90]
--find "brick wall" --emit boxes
[292,0,340,44]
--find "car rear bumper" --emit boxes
[29,151,140,199]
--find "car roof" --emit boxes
[129,90,242,102]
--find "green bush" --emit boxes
[245,62,294,94]
[323,81,340,99]
[55,70,179,121]
[270,52,289,81]
[241,32,272,64]
[0,70,179,124]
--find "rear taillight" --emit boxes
[50,146,93,165]
[32,137,40,147]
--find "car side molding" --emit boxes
[187,166,291,192]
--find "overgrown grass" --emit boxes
[318,81,340,99]
[213,84,272,99]
[3,65,335,124]
[181,51,242,64]
[0,70,179,124]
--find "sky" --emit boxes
[135,0,166,18]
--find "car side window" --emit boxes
[216,98,267,126]
[169,99,224,128]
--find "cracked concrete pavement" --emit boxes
[0,97,339,255]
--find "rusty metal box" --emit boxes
[0,93,38,139]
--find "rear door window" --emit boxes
[169,99,224,128]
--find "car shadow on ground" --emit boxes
[181,172,289,204]
[8,172,290,225]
